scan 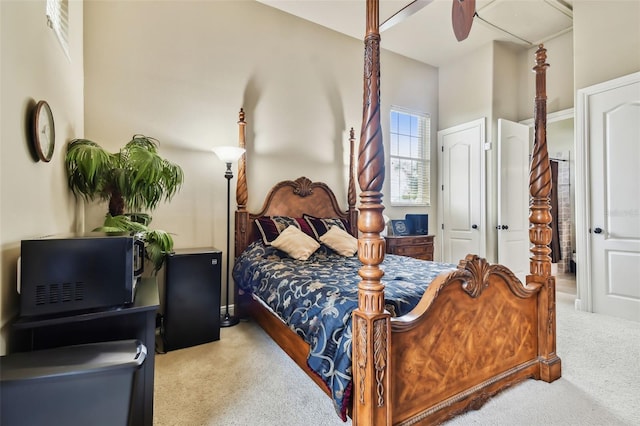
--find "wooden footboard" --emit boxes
[389,256,542,425]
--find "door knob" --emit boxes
[594,227,603,234]
[472,224,478,229]
[502,225,509,230]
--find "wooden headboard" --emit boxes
[234,115,358,257]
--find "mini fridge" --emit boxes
[160,247,222,351]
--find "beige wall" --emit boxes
[83,1,437,308]
[438,43,494,130]
[574,0,640,91]
[0,0,436,355]
[519,0,640,116]
[0,0,84,354]
[519,31,574,119]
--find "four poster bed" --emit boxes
[231,2,561,424]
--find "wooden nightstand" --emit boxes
[385,235,434,261]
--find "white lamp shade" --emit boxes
[213,146,245,163]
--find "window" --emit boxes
[389,108,430,206]
[46,0,70,61]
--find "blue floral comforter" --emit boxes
[232,241,457,421]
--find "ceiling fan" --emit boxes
[452,0,476,41]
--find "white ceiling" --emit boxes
[257,0,573,66]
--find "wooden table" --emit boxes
[385,234,435,261]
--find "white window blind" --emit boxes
[46,0,70,61]
[389,108,431,206]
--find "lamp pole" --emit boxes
[220,161,239,327]
[213,145,244,327]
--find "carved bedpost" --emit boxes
[528,45,561,383]
[235,108,250,258]
[352,1,391,425]
[348,127,359,237]
[529,46,552,279]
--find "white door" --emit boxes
[497,119,530,282]
[438,118,485,264]
[576,72,640,322]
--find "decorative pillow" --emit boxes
[303,214,350,240]
[271,226,320,260]
[255,216,314,245]
[319,226,358,257]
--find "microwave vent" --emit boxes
[74,282,84,300]
[35,282,85,306]
[49,283,59,304]
[62,283,72,302]
[35,286,46,306]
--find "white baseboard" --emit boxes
[221,304,236,316]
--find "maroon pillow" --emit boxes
[254,216,315,245]
[303,214,350,240]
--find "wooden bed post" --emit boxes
[234,108,249,317]
[348,127,359,236]
[352,1,391,425]
[528,45,561,383]
[235,108,249,259]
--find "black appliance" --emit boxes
[19,233,144,317]
[1,339,147,426]
[160,248,221,351]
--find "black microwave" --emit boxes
[18,233,144,317]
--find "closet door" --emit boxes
[438,118,485,263]
[497,119,530,282]
[576,72,640,322]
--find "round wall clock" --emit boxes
[31,100,55,162]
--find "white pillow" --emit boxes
[319,225,358,257]
[271,225,320,260]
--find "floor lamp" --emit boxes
[213,146,245,327]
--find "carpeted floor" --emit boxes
[153,283,640,425]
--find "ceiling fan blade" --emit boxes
[452,0,476,41]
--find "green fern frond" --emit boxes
[143,229,175,273]
[64,135,183,273]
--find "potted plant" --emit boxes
[65,134,184,273]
